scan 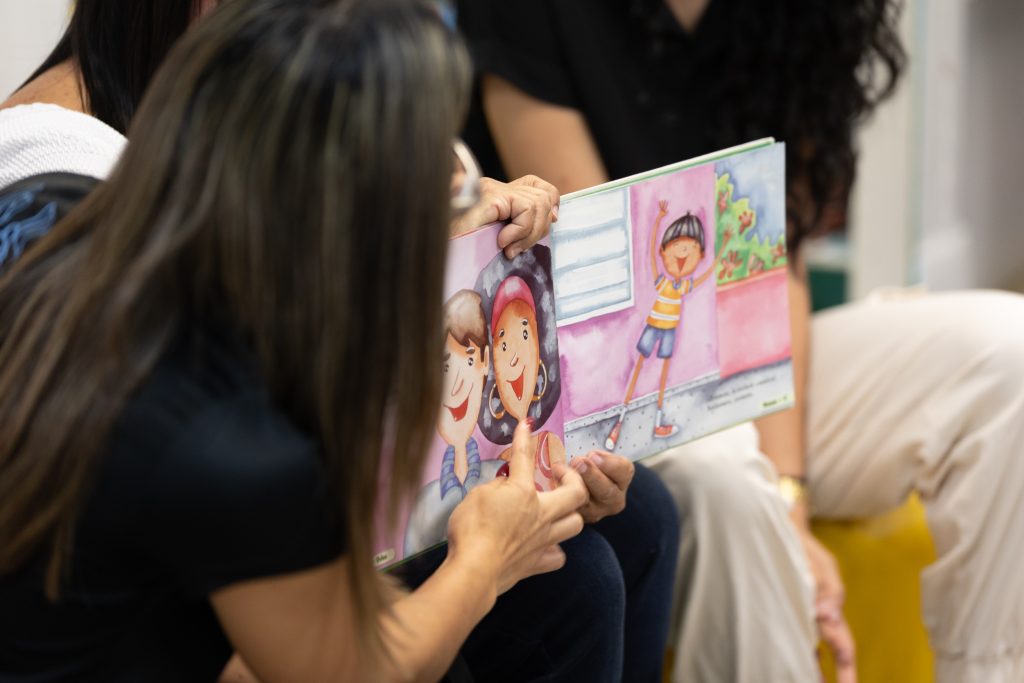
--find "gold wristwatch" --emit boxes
[777,475,808,511]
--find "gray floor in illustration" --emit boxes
[564,360,794,460]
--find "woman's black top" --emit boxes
[0,329,344,682]
[458,0,734,183]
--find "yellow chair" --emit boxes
[662,495,936,683]
[813,495,936,683]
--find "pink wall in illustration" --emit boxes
[557,164,719,424]
[716,269,791,378]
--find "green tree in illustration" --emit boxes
[715,173,787,286]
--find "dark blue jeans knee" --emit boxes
[460,528,626,682]
[394,462,679,683]
[593,462,680,682]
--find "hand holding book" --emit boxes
[450,175,560,258]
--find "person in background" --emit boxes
[0,0,558,262]
[460,1,1024,682]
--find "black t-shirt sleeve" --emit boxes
[134,394,345,595]
[457,0,579,109]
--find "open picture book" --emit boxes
[376,139,794,569]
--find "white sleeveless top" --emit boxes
[0,103,126,190]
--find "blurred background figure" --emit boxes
[460,1,1024,683]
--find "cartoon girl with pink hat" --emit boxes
[476,246,565,491]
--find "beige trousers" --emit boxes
[647,290,1024,683]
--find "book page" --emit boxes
[374,225,566,569]
[553,144,793,461]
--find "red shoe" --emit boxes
[653,424,678,439]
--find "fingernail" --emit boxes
[551,204,560,221]
[589,453,604,467]
[573,459,588,473]
[525,417,536,431]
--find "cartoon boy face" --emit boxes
[492,299,540,422]
[438,333,490,448]
[661,236,704,280]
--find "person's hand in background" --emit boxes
[450,175,560,259]
[795,523,857,683]
[552,451,635,525]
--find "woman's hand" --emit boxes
[446,420,587,595]
[557,451,635,524]
[450,175,560,259]
[795,525,857,683]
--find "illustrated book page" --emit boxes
[375,139,793,569]
[553,140,793,461]
[375,229,567,568]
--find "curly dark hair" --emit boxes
[632,0,905,251]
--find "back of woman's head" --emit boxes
[0,0,469,659]
[27,0,202,133]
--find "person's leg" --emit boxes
[806,289,1024,682]
[458,528,625,682]
[396,528,625,682]
[590,462,681,683]
[647,424,818,683]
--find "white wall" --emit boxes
[0,0,71,98]
[950,0,1024,291]
[847,0,1024,296]
[846,0,917,299]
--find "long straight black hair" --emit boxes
[25,0,202,134]
[2,0,470,668]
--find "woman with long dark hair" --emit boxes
[459,1,1024,681]
[0,1,660,680]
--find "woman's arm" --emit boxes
[754,259,810,505]
[481,75,608,194]
[754,257,856,682]
[212,552,493,683]
[211,421,588,683]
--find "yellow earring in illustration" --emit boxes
[489,383,506,420]
[532,360,548,403]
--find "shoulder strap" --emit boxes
[0,172,100,270]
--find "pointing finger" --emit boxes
[508,419,536,489]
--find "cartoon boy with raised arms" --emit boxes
[403,290,503,556]
[605,200,726,450]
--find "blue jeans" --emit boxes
[395,463,680,682]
